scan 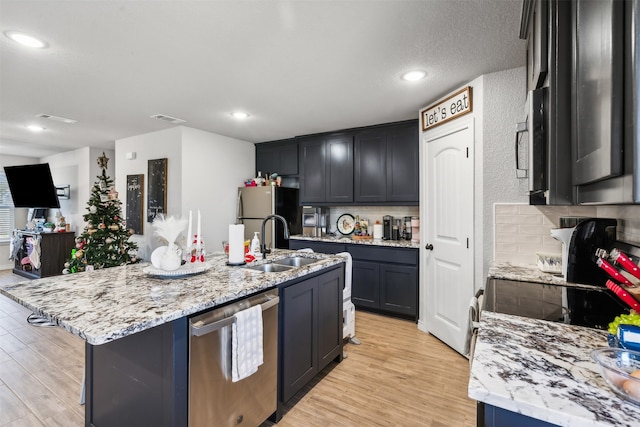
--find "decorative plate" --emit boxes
[143,262,212,277]
[337,213,355,235]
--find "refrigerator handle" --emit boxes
[236,190,243,222]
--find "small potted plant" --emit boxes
[42,222,55,233]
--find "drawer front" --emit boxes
[348,245,417,265]
[289,240,347,254]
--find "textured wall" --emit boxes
[481,67,527,280]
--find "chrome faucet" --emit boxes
[260,214,290,259]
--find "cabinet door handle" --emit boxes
[425,244,434,251]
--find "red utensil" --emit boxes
[597,257,635,287]
[606,279,640,310]
[609,248,640,280]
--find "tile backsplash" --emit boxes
[494,203,640,265]
[327,206,420,235]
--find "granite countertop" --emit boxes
[0,249,344,346]
[488,261,604,290]
[472,261,640,426]
[290,234,420,249]
[469,311,640,427]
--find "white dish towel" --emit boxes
[231,304,263,382]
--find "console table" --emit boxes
[12,230,76,279]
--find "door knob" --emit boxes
[425,244,434,250]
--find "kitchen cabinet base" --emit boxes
[477,402,559,427]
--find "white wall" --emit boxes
[115,127,183,259]
[115,126,254,260]
[481,67,527,283]
[181,126,255,253]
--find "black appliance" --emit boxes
[4,163,60,208]
[566,218,618,286]
[383,215,393,240]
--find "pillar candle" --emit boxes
[228,224,245,264]
[186,210,192,251]
[196,209,201,251]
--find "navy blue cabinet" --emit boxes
[298,133,353,204]
[255,138,298,176]
[354,121,419,204]
[349,245,418,320]
[289,240,419,320]
[278,265,343,405]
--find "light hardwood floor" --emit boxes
[0,270,476,427]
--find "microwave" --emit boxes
[516,88,548,201]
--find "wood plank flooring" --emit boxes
[0,270,476,426]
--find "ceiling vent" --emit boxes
[36,113,77,124]
[150,114,187,124]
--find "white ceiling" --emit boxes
[0,0,525,159]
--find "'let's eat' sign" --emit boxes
[421,86,473,131]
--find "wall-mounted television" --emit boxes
[3,163,60,208]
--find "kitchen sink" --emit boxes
[272,256,319,268]
[244,263,295,273]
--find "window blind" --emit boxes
[0,172,14,241]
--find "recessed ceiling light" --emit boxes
[4,31,48,49]
[26,125,46,132]
[401,70,427,81]
[231,112,250,119]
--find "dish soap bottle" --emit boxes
[251,232,261,256]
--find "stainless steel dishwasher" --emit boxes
[189,289,279,427]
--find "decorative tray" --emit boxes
[143,262,212,277]
[337,213,355,235]
[352,235,373,240]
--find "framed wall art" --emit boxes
[126,174,144,235]
[147,158,167,222]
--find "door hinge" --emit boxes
[467,238,469,249]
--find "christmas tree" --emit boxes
[63,152,139,274]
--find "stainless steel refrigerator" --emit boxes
[236,186,301,250]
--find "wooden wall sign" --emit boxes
[126,174,144,235]
[147,158,167,222]
[421,86,473,131]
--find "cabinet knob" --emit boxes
[425,244,434,251]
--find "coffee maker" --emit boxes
[383,216,393,240]
[566,218,617,286]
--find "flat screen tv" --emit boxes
[3,163,60,208]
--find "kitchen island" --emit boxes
[0,250,345,427]
[470,262,640,427]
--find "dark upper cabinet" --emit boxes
[255,138,298,176]
[520,0,639,204]
[522,0,548,92]
[299,136,326,203]
[354,129,387,203]
[325,134,354,204]
[386,123,419,202]
[354,121,419,204]
[299,133,353,205]
[571,0,624,186]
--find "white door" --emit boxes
[423,118,474,355]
